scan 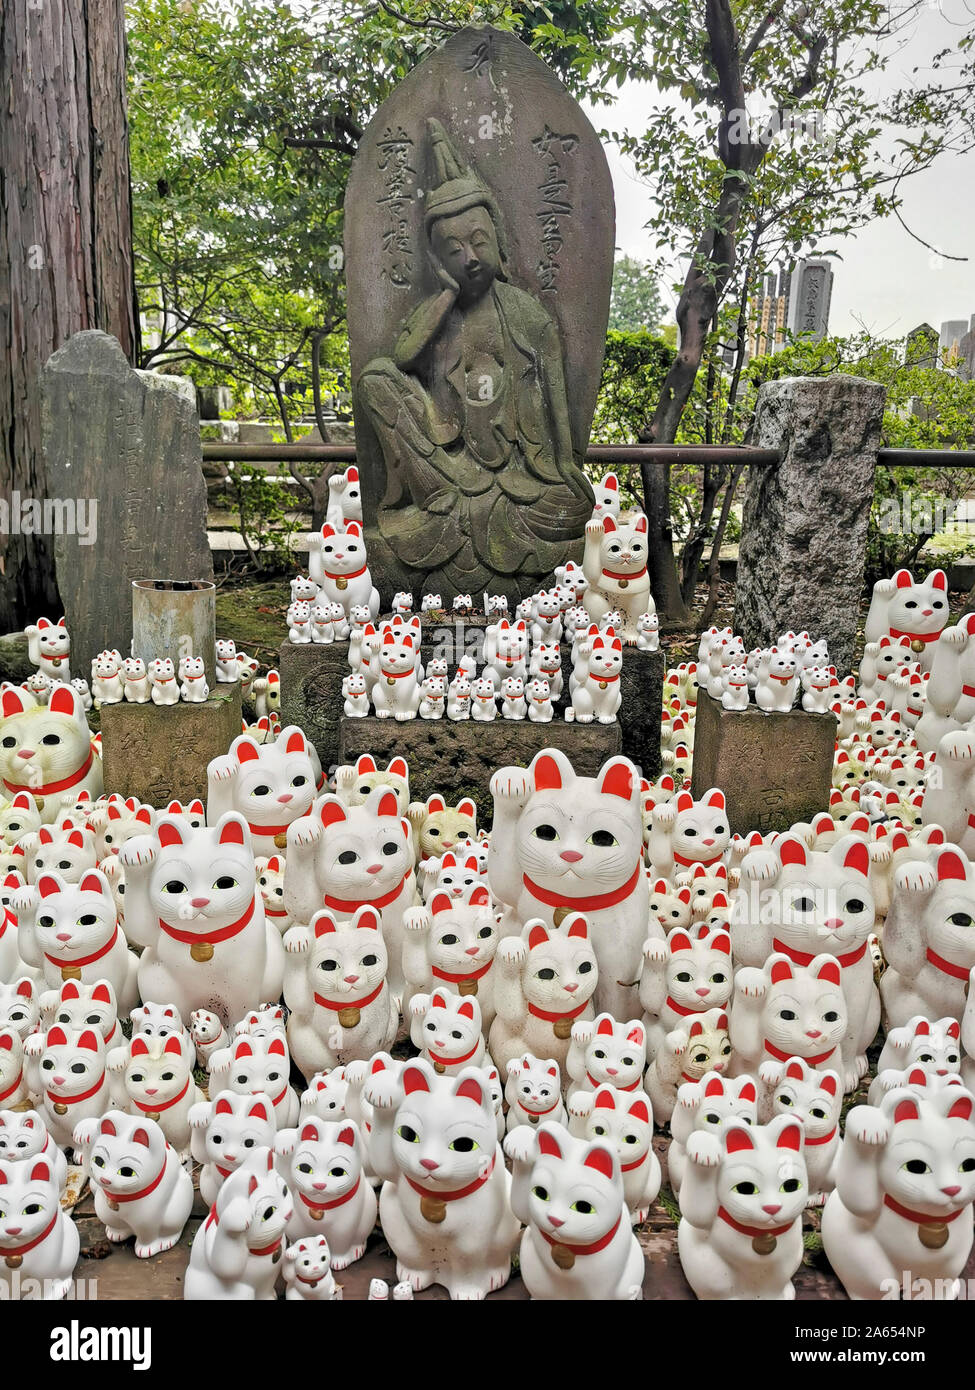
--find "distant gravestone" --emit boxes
[786,259,833,341]
[41,331,213,674]
[345,25,615,607]
[904,323,938,368]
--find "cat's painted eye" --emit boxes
[676,971,693,983]
[42,734,61,746]
[236,1074,248,1085]
[571,1199,594,1213]
[41,1059,54,1071]
[92,1154,105,1167]
[903,1159,931,1174]
[427,828,440,838]
[948,1054,959,1065]
[38,915,54,929]
[298,1163,313,1174]
[705,1112,721,1124]
[161,1071,175,1082]
[358,785,371,796]
[683,828,697,837]
[318,960,338,972]
[823,1012,839,1023]
[960,1158,975,1172]
[780,1178,801,1193]
[212,1134,223,1146]
[532,1185,549,1201]
[292,776,307,787]
[70,1063,86,1074]
[34,860,44,870]
[693,1053,708,1064]
[251,784,272,797]
[338,851,358,866]
[118,1166,136,1178]
[949,913,974,928]
[622,1057,634,1067]
[382,842,398,856]
[810,1108,826,1120]
[844,898,865,914]
[267,1072,280,1082]
[578,961,593,974]
[328,1167,346,1177]
[1,737,16,749]
[478,926,493,938]
[904,600,917,609]
[587,829,617,848]
[85,1014,100,1025]
[623,1133,639,1144]
[532,824,559,841]
[213,876,237,891]
[790,897,815,913]
[131,1073,144,1083]
[710,973,726,984]
[779,1009,796,1021]
[397,1125,419,1143]
[262,1206,276,1221]
[57,860,72,870]
[162,880,187,895]
[593,1049,606,1060]
[777,1094,793,1107]
[733,1181,757,1195]
[243,1138,256,1148]
[22,1202,42,1214]
[721,1043,731,1055]
[361,954,379,967]
[425,1021,436,1032]
[449,1136,478,1152]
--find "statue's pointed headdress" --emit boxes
[423,118,507,266]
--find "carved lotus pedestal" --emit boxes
[690,691,835,835]
[100,687,241,804]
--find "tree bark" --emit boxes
[0,0,137,629]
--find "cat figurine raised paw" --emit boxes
[760,1057,841,1204]
[184,1147,293,1300]
[188,1090,277,1207]
[74,1111,194,1257]
[668,1072,757,1197]
[568,1083,661,1224]
[275,1116,376,1265]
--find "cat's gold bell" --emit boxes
[190,941,214,963]
[61,966,82,982]
[752,1233,777,1256]
[337,1007,360,1029]
[550,1244,575,1270]
[919,1222,949,1250]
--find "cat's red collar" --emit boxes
[528,998,590,1025]
[804,1127,837,1147]
[0,1068,23,1104]
[587,1071,640,1091]
[43,923,119,972]
[763,1037,835,1067]
[431,959,492,985]
[620,1149,649,1172]
[539,1212,622,1257]
[519,1095,562,1118]
[379,666,414,680]
[0,1209,59,1259]
[405,1151,496,1206]
[718,1206,794,1239]
[522,861,642,915]
[601,566,647,582]
[132,1077,190,1115]
[666,995,709,1018]
[248,821,294,839]
[46,1072,106,1107]
[773,938,867,970]
[672,850,724,870]
[314,980,384,1013]
[298,1176,361,1213]
[926,947,970,982]
[323,563,367,582]
[883,1194,966,1225]
[889,627,939,645]
[204,1205,283,1257]
[3,746,94,798]
[429,1039,481,1067]
[158,895,256,948]
[99,1158,168,1203]
[323,871,409,914]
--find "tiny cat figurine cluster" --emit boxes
[697,626,836,713]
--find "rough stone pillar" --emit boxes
[734,375,885,675]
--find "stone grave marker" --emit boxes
[41,330,213,675]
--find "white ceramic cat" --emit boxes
[0,790,41,846]
[0,977,40,1042]
[206,728,317,849]
[326,465,362,524]
[0,1110,67,1189]
[505,1121,644,1299]
[568,631,622,724]
[870,1015,961,1104]
[309,601,334,644]
[567,1083,660,1223]
[91,650,124,705]
[119,811,283,1028]
[566,1014,647,1096]
[214,639,240,682]
[188,1090,278,1207]
[483,619,529,690]
[418,676,446,719]
[408,991,486,1075]
[469,675,497,721]
[27,1024,111,1149]
[754,647,799,711]
[25,616,71,682]
[129,1000,186,1041]
[759,1056,841,1203]
[504,1055,567,1132]
[283,787,416,1001]
[677,1113,807,1299]
[42,977,119,1049]
[371,630,422,720]
[234,1003,287,1038]
[276,1116,376,1265]
[822,1086,975,1299]
[208,1029,300,1128]
[401,888,498,1029]
[299,1067,349,1123]
[178,655,209,702]
[343,671,370,716]
[446,672,472,720]
[732,832,878,1080]
[108,1032,203,1155]
[334,753,411,813]
[23,818,96,885]
[310,520,379,620]
[149,658,180,706]
[668,1072,757,1196]
[122,657,151,703]
[363,1059,520,1299]
[254,855,290,936]
[282,1234,341,1300]
[730,953,850,1086]
[14,869,137,1011]
[488,916,599,1074]
[865,568,949,672]
[582,512,651,644]
[647,787,730,880]
[0,1153,79,1299]
[644,1008,731,1123]
[489,749,649,1021]
[189,1009,230,1071]
[74,1111,194,1257]
[882,845,975,1028]
[0,683,102,820]
[0,1030,28,1110]
[282,906,398,1080]
[184,1147,294,1300]
[640,924,733,1055]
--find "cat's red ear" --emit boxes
[725,1124,755,1154]
[130,1036,149,1057]
[215,1096,234,1115]
[157,819,184,848]
[456,798,476,819]
[786,1061,805,1081]
[893,569,914,589]
[454,1076,484,1107]
[601,515,617,534]
[948,1096,973,1122]
[937,848,968,883]
[100,1117,117,1135]
[217,814,247,847]
[78,1029,100,1053]
[457,1000,475,1021]
[705,789,725,809]
[842,840,870,878]
[527,924,550,951]
[704,1077,724,1097]
[628,1098,650,1123]
[132,1128,151,1149]
[235,738,261,765]
[738,1081,757,1104]
[669,931,692,955]
[320,798,347,830]
[355,754,377,774]
[387,757,408,779]
[770,958,794,985]
[583,1144,615,1180]
[336,1125,356,1147]
[268,1036,286,1057]
[816,959,841,987]
[469,885,490,907]
[593,1087,616,1110]
[532,752,564,792]
[538,1128,563,1159]
[820,1074,838,1096]
[778,835,807,868]
[598,759,634,802]
[931,568,947,591]
[894,1099,920,1124]
[164,1035,183,1056]
[402,1064,430,1096]
[596,1015,615,1037]
[565,914,589,940]
[29,1160,51,1184]
[777,1122,802,1152]
[47,1026,68,1049]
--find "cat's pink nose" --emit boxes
[560,850,583,863]
[420,1159,439,1172]
[824,918,843,930]
[938,1069,948,1076]
[806,1030,822,1039]
[145,1088,157,1096]
[696,988,709,997]
[942,1185,961,1196]
[564,983,578,993]
[56,933,72,943]
[762,1204,781,1216]
[465,947,479,956]
[16,749,34,759]
[313,1182,327,1191]
[547,1215,564,1228]
[191,897,209,908]
[277,793,293,804]
[923,608,933,617]
[344,974,359,984]
[224,1151,236,1163]
[6,1226,21,1236]
[702,838,716,847]
[607,1067,618,1076]
[53,1075,65,1086]
[366,864,382,874]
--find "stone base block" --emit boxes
[338,715,621,817]
[99,687,241,805]
[690,691,835,835]
[281,631,663,783]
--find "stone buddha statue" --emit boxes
[356,118,592,599]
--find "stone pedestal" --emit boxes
[99,687,241,805]
[280,632,662,782]
[339,715,621,816]
[734,375,885,675]
[690,691,835,836]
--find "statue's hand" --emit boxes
[433,261,460,298]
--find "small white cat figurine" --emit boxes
[74,1111,194,1257]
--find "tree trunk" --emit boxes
[0,0,137,630]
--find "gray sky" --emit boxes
[586,3,975,339]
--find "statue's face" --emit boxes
[430,205,501,301]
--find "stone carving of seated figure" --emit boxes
[357,118,592,598]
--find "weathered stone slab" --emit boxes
[279,640,351,778]
[345,25,615,607]
[734,374,884,676]
[99,687,240,806]
[41,330,213,675]
[0,633,32,683]
[339,714,621,817]
[690,691,835,836]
